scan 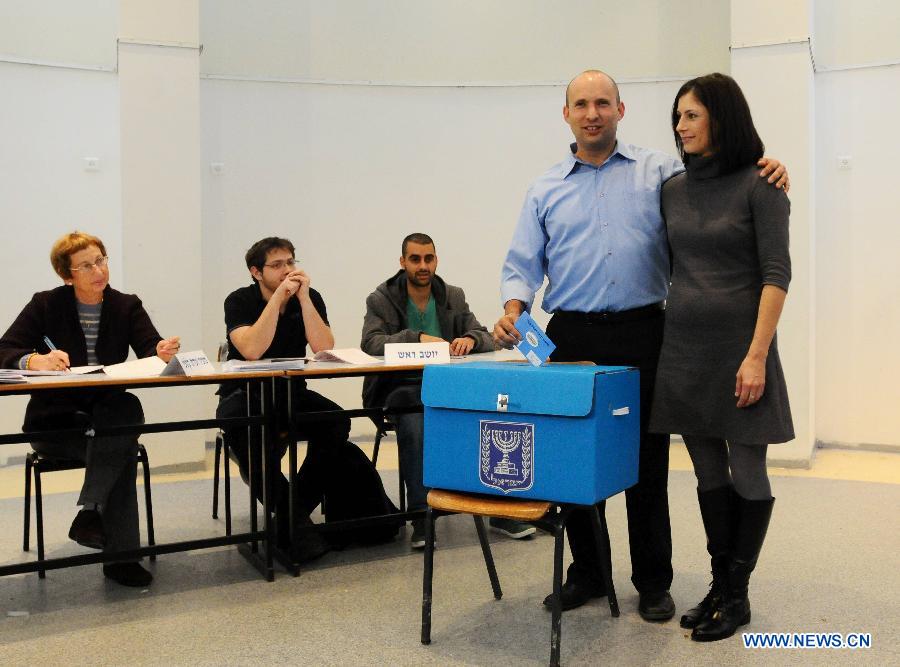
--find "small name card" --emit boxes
[514,311,556,367]
[384,342,451,366]
[162,350,216,376]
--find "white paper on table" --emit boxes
[101,356,166,378]
[310,348,379,365]
[10,369,70,376]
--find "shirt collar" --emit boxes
[563,140,635,177]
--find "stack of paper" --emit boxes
[0,368,100,383]
[0,370,27,384]
[220,358,308,372]
[309,349,379,365]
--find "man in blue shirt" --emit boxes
[494,70,787,621]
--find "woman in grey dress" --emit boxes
[649,73,792,642]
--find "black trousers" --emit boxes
[547,309,673,595]
[30,391,144,555]
[216,385,350,526]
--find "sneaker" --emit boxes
[489,517,536,539]
[410,520,427,549]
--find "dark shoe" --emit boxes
[103,562,153,587]
[542,578,606,611]
[680,583,724,629]
[692,495,774,641]
[410,520,427,550]
[291,531,331,564]
[489,517,536,539]
[68,509,106,550]
[638,590,675,621]
[682,485,736,629]
[691,595,751,641]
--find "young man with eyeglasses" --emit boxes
[215,236,343,562]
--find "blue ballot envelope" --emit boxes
[422,362,640,505]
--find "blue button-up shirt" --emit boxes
[501,142,684,313]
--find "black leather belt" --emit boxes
[555,302,664,324]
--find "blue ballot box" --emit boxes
[422,362,640,505]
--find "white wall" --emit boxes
[196,0,724,427]
[0,62,121,463]
[0,0,117,69]
[200,77,685,421]
[812,0,900,449]
[199,0,729,82]
[815,66,900,448]
[2,0,899,465]
[814,0,900,69]
[118,0,205,467]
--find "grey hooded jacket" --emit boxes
[360,270,493,408]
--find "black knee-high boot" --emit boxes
[692,495,774,642]
[681,485,736,629]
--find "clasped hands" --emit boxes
[274,270,312,303]
[419,333,474,356]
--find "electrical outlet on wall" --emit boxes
[83,157,100,172]
[837,155,852,170]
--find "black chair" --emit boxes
[421,489,619,667]
[23,444,156,578]
[372,416,406,512]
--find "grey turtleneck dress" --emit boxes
[649,157,794,444]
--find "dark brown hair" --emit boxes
[672,73,764,173]
[245,237,295,271]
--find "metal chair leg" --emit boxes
[213,434,222,519]
[138,445,156,561]
[223,437,232,536]
[473,516,502,599]
[421,507,436,645]
[372,428,383,466]
[590,505,619,617]
[23,454,33,552]
[34,467,46,579]
[550,529,564,667]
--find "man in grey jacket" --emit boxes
[361,232,536,547]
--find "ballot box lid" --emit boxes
[422,362,634,418]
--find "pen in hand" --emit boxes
[40,336,70,371]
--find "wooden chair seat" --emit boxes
[426,489,551,522]
[422,488,618,666]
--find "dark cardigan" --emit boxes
[0,285,162,429]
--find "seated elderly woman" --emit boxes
[0,231,179,587]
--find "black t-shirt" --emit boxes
[218,282,329,396]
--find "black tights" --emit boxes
[682,435,771,500]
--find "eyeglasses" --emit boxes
[263,259,297,270]
[70,256,109,273]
